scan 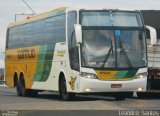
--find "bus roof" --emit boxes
[8,7,140,28]
[8,7,66,28]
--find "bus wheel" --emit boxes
[16,79,22,96]
[19,76,27,97]
[59,76,74,101]
[19,74,35,97]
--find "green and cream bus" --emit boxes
[5,7,147,100]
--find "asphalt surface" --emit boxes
[0,85,160,116]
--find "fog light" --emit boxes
[138,88,143,91]
[85,88,91,92]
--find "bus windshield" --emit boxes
[80,11,143,27]
[80,11,147,69]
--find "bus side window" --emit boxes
[68,11,80,71]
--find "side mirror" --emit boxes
[146,25,157,46]
[74,24,82,44]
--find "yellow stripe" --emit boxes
[96,70,117,80]
[95,70,133,81]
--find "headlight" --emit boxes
[134,72,148,79]
[80,72,98,79]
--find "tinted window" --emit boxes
[33,20,44,45]
[44,18,55,43]
[7,14,66,49]
[54,15,66,42]
[67,11,79,71]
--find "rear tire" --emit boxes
[19,76,28,97]
[19,74,38,97]
[16,79,22,96]
[59,76,75,101]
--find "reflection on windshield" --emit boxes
[81,30,116,68]
[81,11,143,27]
[116,30,146,68]
[81,29,146,69]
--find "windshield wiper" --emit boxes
[101,37,114,67]
[119,37,132,68]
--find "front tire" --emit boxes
[59,76,75,101]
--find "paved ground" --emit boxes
[0,86,160,110]
[0,86,160,116]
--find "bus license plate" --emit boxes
[111,84,122,88]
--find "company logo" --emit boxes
[17,49,35,59]
[69,77,76,90]
[99,71,111,75]
[56,50,66,57]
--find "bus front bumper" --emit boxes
[78,77,147,93]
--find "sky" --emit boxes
[0,0,160,67]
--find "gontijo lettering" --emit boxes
[17,49,35,59]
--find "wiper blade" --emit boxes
[119,37,132,68]
[101,46,113,68]
[101,37,114,68]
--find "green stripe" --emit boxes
[114,71,128,78]
[34,45,47,81]
[114,70,137,79]
[125,70,137,77]
[34,43,55,82]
